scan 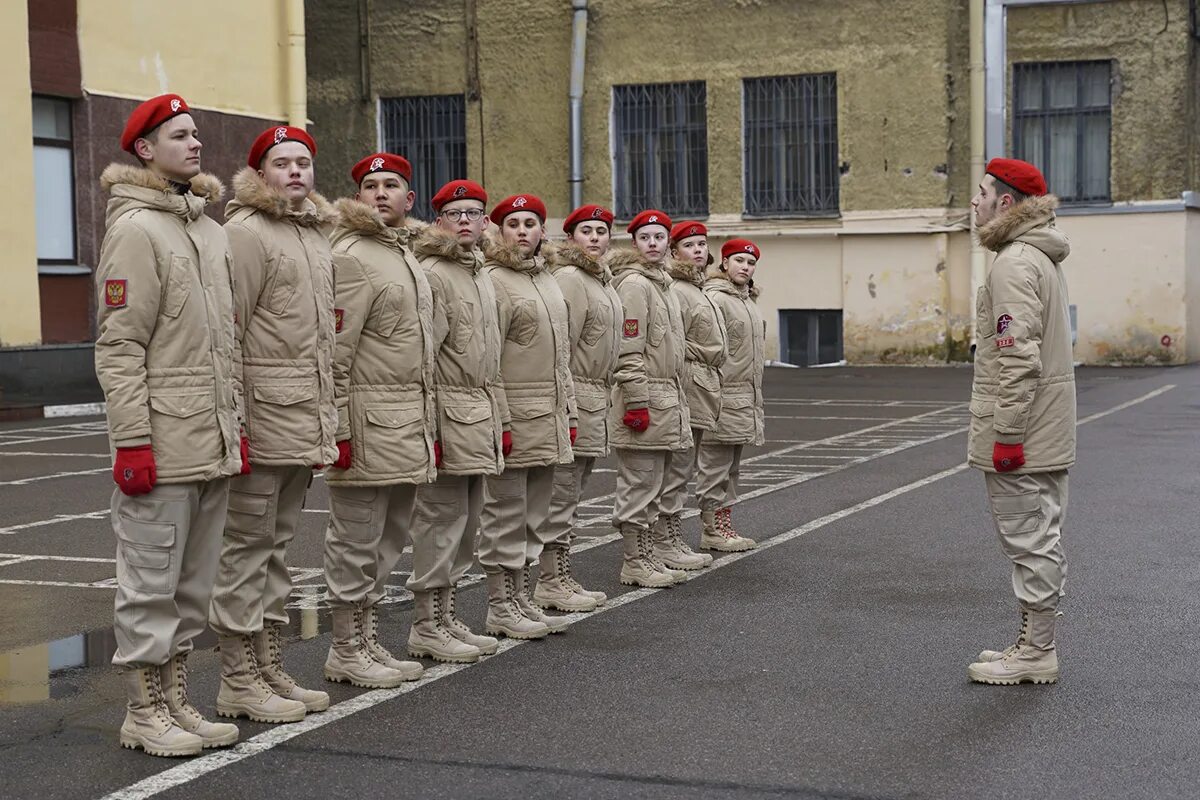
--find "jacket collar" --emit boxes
[608,248,669,288]
[704,266,755,299]
[414,225,484,273]
[483,236,542,274]
[667,256,706,287]
[100,163,223,221]
[977,194,1059,252]
[547,242,611,283]
[226,166,333,227]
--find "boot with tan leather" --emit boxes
[361,605,423,680]
[968,609,1060,685]
[408,589,483,663]
[533,545,599,612]
[484,569,550,639]
[255,625,329,712]
[160,653,238,749]
[440,586,499,655]
[618,525,675,588]
[517,566,569,633]
[324,608,411,688]
[120,665,204,757]
[216,634,306,724]
[653,514,711,570]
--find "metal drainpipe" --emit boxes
[285,0,307,127]
[568,0,589,210]
[969,0,987,349]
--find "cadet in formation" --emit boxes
[966,158,1074,686]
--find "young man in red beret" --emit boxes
[96,94,243,756]
[535,204,622,612]
[405,179,504,661]
[320,153,431,689]
[966,158,1074,686]
[655,221,727,569]
[607,211,691,588]
[208,126,337,723]
[477,195,576,638]
[699,238,766,552]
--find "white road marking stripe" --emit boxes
[0,511,110,536]
[0,430,109,447]
[0,552,115,563]
[0,451,110,458]
[0,468,110,487]
[44,402,107,418]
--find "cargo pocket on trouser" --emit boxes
[225,472,277,538]
[987,475,1059,610]
[116,514,177,595]
[328,487,379,544]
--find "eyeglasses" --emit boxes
[439,208,485,222]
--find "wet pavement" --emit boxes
[0,365,1196,799]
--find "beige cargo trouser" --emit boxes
[612,448,671,531]
[984,470,1069,613]
[543,457,596,548]
[406,473,484,592]
[111,479,230,668]
[478,465,556,571]
[209,464,311,635]
[696,440,744,510]
[324,483,418,609]
[658,429,703,516]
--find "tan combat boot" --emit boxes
[216,634,306,724]
[408,590,484,662]
[361,605,423,680]
[440,586,499,655]
[119,665,204,757]
[701,508,756,552]
[618,525,674,588]
[554,543,607,605]
[324,608,411,688]
[652,514,711,570]
[484,569,550,639]
[160,653,238,748]
[255,625,330,713]
[516,566,569,633]
[533,546,598,612]
[967,610,1060,685]
[639,528,686,583]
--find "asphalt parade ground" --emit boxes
[0,364,1196,800]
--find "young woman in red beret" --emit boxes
[533,205,622,612]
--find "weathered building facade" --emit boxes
[308,0,1200,366]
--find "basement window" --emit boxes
[380,94,467,222]
[612,81,708,219]
[1012,61,1111,203]
[779,310,842,367]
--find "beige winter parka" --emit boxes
[667,257,727,432]
[549,243,622,458]
[93,165,243,483]
[483,239,577,470]
[969,194,1076,473]
[414,227,505,476]
[607,250,692,451]
[324,200,436,486]
[704,270,766,446]
[224,167,338,467]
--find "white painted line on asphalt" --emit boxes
[0,467,110,487]
[0,430,109,447]
[0,511,109,536]
[0,556,36,568]
[44,402,107,418]
[96,382,1174,800]
[0,552,115,563]
[0,451,109,458]
[764,415,900,421]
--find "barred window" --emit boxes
[1013,61,1111,203]
[743,74,839,216]
[380,95,467,221]
[612,81,708,218]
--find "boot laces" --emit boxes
[716,508,737,539]
[263,626,299,691]
[442,590,472,638]
[667,514,694,554]
[146,667,176,728]
[169,655,202,722]
[638,529,669,571]
[558,548,588,595]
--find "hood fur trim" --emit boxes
[100,163,224,204]
[483,236,541,272]
[548,242,607,279]
[608,248,668,286]
[414,224,478,263]
[230,167,333,226]
[705,266,754,299]
[667,256,706,286]
[977,194,1059,252]
[333,198,388,237]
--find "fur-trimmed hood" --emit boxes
[226,166,334,227]
[483,235,543,273]
[546,241,611,283]
[607,248,669,288]
[413,224,482,271]
[977,194,1069,262]
[667,256,706,287]
[100,163,223,225]
[704,266,759,300]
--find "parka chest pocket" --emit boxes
[648,309,667,347]
[264,255,300,315]
[580,304,611,347]
[688,310,713,342]
[162,255,193,318]
[451,299,476,354]
[975,286,993,340]
[371,284,405,338]
[727,319,747,352]
[507,298,538,347]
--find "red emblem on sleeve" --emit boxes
[996,314,1013,334]
[105,279,127,308]
[997,336,1015,348]
[623,319,639,337]
[334,308,345,333]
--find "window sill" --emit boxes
[38,264,91,276]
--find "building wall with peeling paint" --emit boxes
[307,0,1198,367]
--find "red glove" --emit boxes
[239,436,251,475]
[623,408,650,432]
[993,442,1025,472]
[569,427,577,446]
[502,431,513,457]
[434,440,443,468]
[334,440,352,470]
[114,445,156,496]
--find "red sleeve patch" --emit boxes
[334,308,345,333]
[104,279,127,308]
[623,319,639,337]
[996,335,1015,348]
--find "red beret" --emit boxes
[431,179,488,212]
[351,153,412,185]
[490,194,547,225]
[986,158,1048,197]
[670,220,707,243]
[627,209,672,235]
[247,125,317,168]
[563,204,614,233]
[121,94,191,154]
[722,238,761,261]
